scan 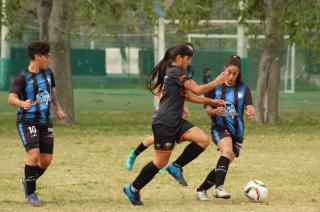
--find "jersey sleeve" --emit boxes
[244,86,253,105]
[9,74,25,95]
[171,68,189,86]
[48,69,56,87]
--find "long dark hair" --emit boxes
[224,55,242,84]
[147,44,193,95]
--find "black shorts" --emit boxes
[211,127,242,157]
[152,119,195,152]
[17,121,54,154]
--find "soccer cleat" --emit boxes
[21,177,28,199]
[126,148,137,171]
[195,190,209,201]
[166,162,188,186]
[123,184,143,206]
[213,186,231,199]
[158,168,167,174]
[26,193,41,206]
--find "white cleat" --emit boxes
[213,186,231,199]
[195,190,209,201]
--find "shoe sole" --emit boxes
[213,195,231,199]
[195,196,209,201]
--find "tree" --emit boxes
[252,0,285,124]
[238,0,320,124]
[37,0,52,41]
[48,0,74,123]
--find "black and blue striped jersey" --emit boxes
[10,68,56,125]
[205,83,253,142]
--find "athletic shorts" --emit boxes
[211,127,242,157]
[17,121,54,154]
[152,119,195,152]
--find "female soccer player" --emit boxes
[125,43,195,172]
[195,55,255,201]
[123,44,227,205]
[8,41,65,206]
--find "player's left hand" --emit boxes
[57,108,66,121]
[246,105,255,121]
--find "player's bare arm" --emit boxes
[186,92,225,107]
[205,105,225,116]
[51,88,65,120]
[245,105,255,121]
[183,71,227,95]
[8,93,32,110]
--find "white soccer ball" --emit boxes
[244,180,268,202]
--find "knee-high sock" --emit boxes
[174,143,205,167]
[134,142,148,156]
[197,169,216,191]
[215,156,230,188]
[25,165,38,194]
[35,165,46,179]
[131,161,160,190]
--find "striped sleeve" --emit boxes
[204,88,216,108]
[244,86,253,105]
[48,69,56,87]
[9,74,25,95]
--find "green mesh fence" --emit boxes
[3,33,320,92]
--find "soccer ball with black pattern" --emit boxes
[244,180,268,202]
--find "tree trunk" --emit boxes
[255,0,285,124]
[37,0,52,41]
[48,0,74,123]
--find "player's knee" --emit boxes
[153,158,169,168]
[222,149,234,160]
[27,154,40,165]
[39,159,52,168]
[198,137,210,148]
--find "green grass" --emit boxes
[0,89,320,211]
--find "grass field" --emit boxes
[0,89,320,211]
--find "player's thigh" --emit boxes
[27,148,41,165]
[143,135,154,147]
[182,127,210,148]
[39,123,54,154]
[17,122,40,153]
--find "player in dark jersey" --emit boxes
[195,55,255,201]
[125,43,195,173]
[8,41,65,206]
[123,44,227,205]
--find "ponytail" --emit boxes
[146,47,173,95]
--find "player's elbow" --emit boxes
[7,95,15,106]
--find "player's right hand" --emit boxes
[21,99,32,110]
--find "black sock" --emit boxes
[25,165,39,194]
[35,165,46,179]
[215,156,230,188]
[197,169,216,191]
[134,142,148,156]
[132,161,160,190]
[174,143,205,167]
